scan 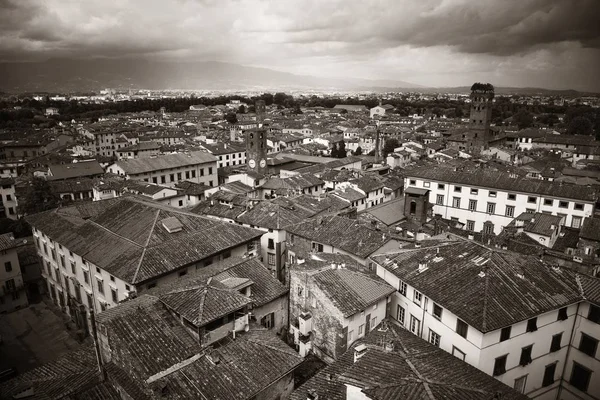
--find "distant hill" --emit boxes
[0,58,422,93]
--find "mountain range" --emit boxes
[0,59,590,95]
[0,59,421,93]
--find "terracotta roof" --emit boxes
[290,320,528,400]
[581,217,600,242]
[508,212,563,237]
[111,151,216,175]
[311,269,395,317]
[406,165,598,201]
[371,241,591,332]
[48,160,104,180]
[287,215,394,259]
[0,345,112,400]
[26,197,262,285]
[236,200,312,230]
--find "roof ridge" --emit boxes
[403,359,436,400]
[481,264,491,332]
[86,219,144,249]
[132,209,160,283]
[246,337,301,358]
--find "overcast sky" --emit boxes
[1,0,599,91]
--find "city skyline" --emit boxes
[1,0,599,91]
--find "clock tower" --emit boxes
[246,128,267,175]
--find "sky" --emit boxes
[1,0,599,91]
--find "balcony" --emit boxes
[203,312,248,346]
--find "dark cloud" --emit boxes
[0,0,598,90]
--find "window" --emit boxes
[505,205,515,217]
[410,315,420,335]
[438,183,445,190]
[97,278,104,295]
[589,304,600,323]
[423,181,430,188]
[550,333,562,352]
[484,222,494,235]
[436,194,444,205]
[177,172,182,181]
[526,208,536,213]
[70,262,75,274]
[161,175,166,184]
[452,197,460,208]
[541,363,557,388]
[579,333,598,357]
[178,270,187,277]
[433,303,442,319]
[486,202,495,214]
[508,193,516,201]
[526,317,537,332]
[493,355,507,376]
[413,290,422,307]
[558,201,569,208]
[261,312,275,329]
[454,186,462,192]
[152,177,158,184]
[185,171,190,179]
[348,330,354,342]
[222,250,231,259]
[452,346,466,361]
[192,170,197,178]
[312,242,324,252]
[267,253,275,266]
[456,319,468,338]
[268,238,274,249]
[208,167,213,174]
[359,324,364,336]
[466,220,475,231]
[169,173,174,181]
[468,199,477,211]
[4,261,12,272]
[371,316,377,330]
[396,305,405,324]
[409,179,416,185]
[500,326,511,342]
[571,216,582,229]
[574,203,584,211]
[297,285,303,297]
[514,375,527,394]
[558,307,568,321]
[470,188,478,195]
[527,196,537,203]
[520,345,533,366]
[429,329,441,347]
[489,191,497,198]
[83,270,89,284]
[570,363,591,392]
[111,287,118,303]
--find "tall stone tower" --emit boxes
[255,100,266,126]
[467,83,494,153]
[246,129,268,175]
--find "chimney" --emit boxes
[418,262,428,273]
[307,389,319,400]
[414,241,421,248]
[354,344,367,363]
[468,233,474,240]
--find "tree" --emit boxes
[274,92,288,106]
[567,116,593,136]
[337,141,347,158]
[382,138,400,157]
[18,177,60,215]
[238,105,246,114]
[353,146,363,156]
[225,112,237,124]
[514,109,534,130]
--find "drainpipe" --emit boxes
[557,302,581,398]
[89,309,107,381]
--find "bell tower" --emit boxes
[467,82,494,153]
[246,128,267,175]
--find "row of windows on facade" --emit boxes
[218,153,245,161]
[143,168,213,185]
[409,181,587,209]
[399,283,600,395]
